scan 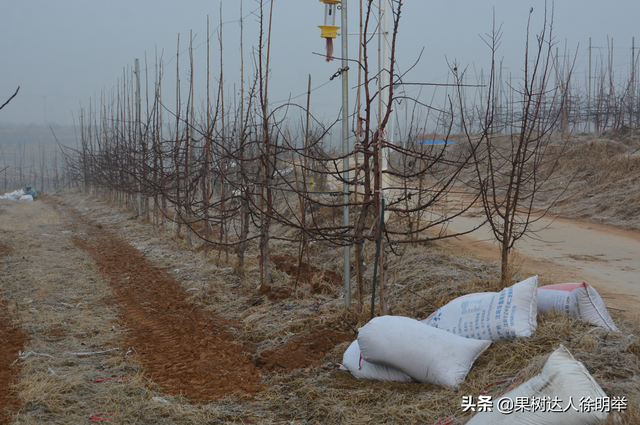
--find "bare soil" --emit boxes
[46,197,264,401]
[0,243,29,425]
[254,325,350,371]
[45,195,352,402]
[271,253,342,294]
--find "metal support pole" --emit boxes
[632,37,635,137]
[588,37,592,133]
[341,0,351,307]
[381,0,391,222]
[135,58,142,217]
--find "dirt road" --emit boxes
[444,210,640,317]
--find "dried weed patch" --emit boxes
[16,190,635,424]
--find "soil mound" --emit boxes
[271,254,341,294]
[256,282,292,301]
[255,325,350,371]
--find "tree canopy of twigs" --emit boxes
[455,5,574,286]
[59,1,601,312]
[57,0,486,315]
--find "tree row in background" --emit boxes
[60,2,633,312]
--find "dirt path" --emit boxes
[443,210,640,317]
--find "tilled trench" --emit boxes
[47,198,264,401]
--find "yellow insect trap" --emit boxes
[318,0,341,62]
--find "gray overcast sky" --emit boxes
[1,1,639,127]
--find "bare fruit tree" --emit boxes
[455,6,573,286]
[274,0,480,313]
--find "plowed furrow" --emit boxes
[51,200,262,401]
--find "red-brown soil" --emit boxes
[41,198,348,404]
[0,243,29,425]
[0,308,27,425]
[254,325,350,371]
[271,254,341,294]
[47,199,264,401]
[256,282,292,301]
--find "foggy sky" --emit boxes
[1,0,639,127]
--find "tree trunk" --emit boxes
[500,242,510,286]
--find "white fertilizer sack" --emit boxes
[422,276,538,341]
[538,282,618,331]
[339,340,412,382]
[2,189,24,200]
[358,316,491,387]
[467,345,609,425]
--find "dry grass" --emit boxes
[539,134,640,228]
[48,190,639,424]
[2,191,638,424]
[242,311,639,424]
[0,198,255,424]
[448,132,640,230]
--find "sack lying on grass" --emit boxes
[538,282,618,331]
[358,316,491,387]
[2,189,24,200]
[467,345,608,425]
[339,340,412,382]
[422,276,538,341]
[2,188,36,201]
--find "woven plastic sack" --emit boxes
[422,276,538,341]
[3,189,24,200]
[467,345,608,424]
[358,316,491,387]
[538,282,618,331]
[339,340,412,382]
